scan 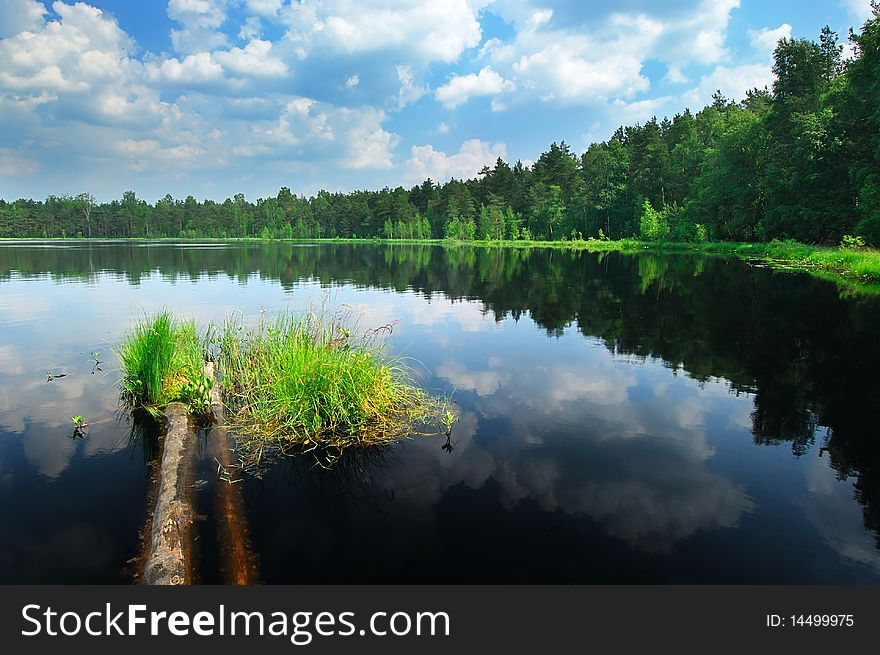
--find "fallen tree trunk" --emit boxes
[142,402,195,585]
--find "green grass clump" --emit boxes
[118,311,212,415]
[216,312,447,469]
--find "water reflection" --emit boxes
[0,241,878,583]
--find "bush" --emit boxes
[841,234,867,250]
[639,199,669,241]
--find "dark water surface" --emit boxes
[1,241,878,583]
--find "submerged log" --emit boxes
[143,402,195,585]
[206,362,259,585]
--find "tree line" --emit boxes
[1,8,878,246]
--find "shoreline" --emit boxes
[2,236,878,291]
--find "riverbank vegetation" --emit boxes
[2,9,879,251]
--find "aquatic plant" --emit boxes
[216,311,451,470]
[117,311,212,415]
[70,415,87,438]
[441,410,456,435]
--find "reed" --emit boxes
[215,311,448,470]
[118,310,212,415]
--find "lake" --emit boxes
[0,241,878,583]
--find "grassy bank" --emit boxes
[117,311,213,415]
[215,312,448,470]
[604,239,880,285]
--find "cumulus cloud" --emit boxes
[343,108,398,169]
[149,52,224,85]
[214,39,288,77]
[0,0,168,131]
[396,65,427,109]
[748,24,792,56]
[0,1,135,94]
[840,0,875,23]
[222,96,398,173]
[167,0,230,53]
[435,66,514,108]
[471,0,744,110]
[246,0,283,17]
[0,0,46,38]
[611,96,676,124]
[677,14,790,112]
[664,66,688,84]
[401,139,506,186]
[281,0,487,63]
[477,9,658,106]
[147,39,287,85]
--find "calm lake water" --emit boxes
[1,241,879,583]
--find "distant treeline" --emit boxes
[2,10,879,246]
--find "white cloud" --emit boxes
[0,1,135,94]
[246,0,283,17]
[116,138,206,171]
[148,39,287,86]
[402,139,506,186]
[512,39,649,103]
[0,0,46,38]
[478,0,742,108]
[435,66,514,108]
[226,97,398,171]
[840,0,875,23]
[0,147,40,174]
[748,24,792,57]
[480,11,660,106]
[682,63,774,108]
[344,108,398,169]
[611,96,676,124]
[0,0,166,130]
[345,74,359,88]
[214,39,287,77]
[396,64,427,109]
[151,52,224,84]
[664,66,688,84]
[168,0,229,53]
[281,0,487,63]
[238,15,262,40]
[680,16,786,110]
[693,29,726,63]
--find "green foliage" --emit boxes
[639,199,669,241]
[117,311,209,415]
[841,234,867,250]
[216,312,453,470]
[70,415,88,438]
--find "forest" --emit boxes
[1,8,878,246]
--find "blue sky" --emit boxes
[0,0,874,202]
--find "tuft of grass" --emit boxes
[117,311,212,415]
[216,311,450,470]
